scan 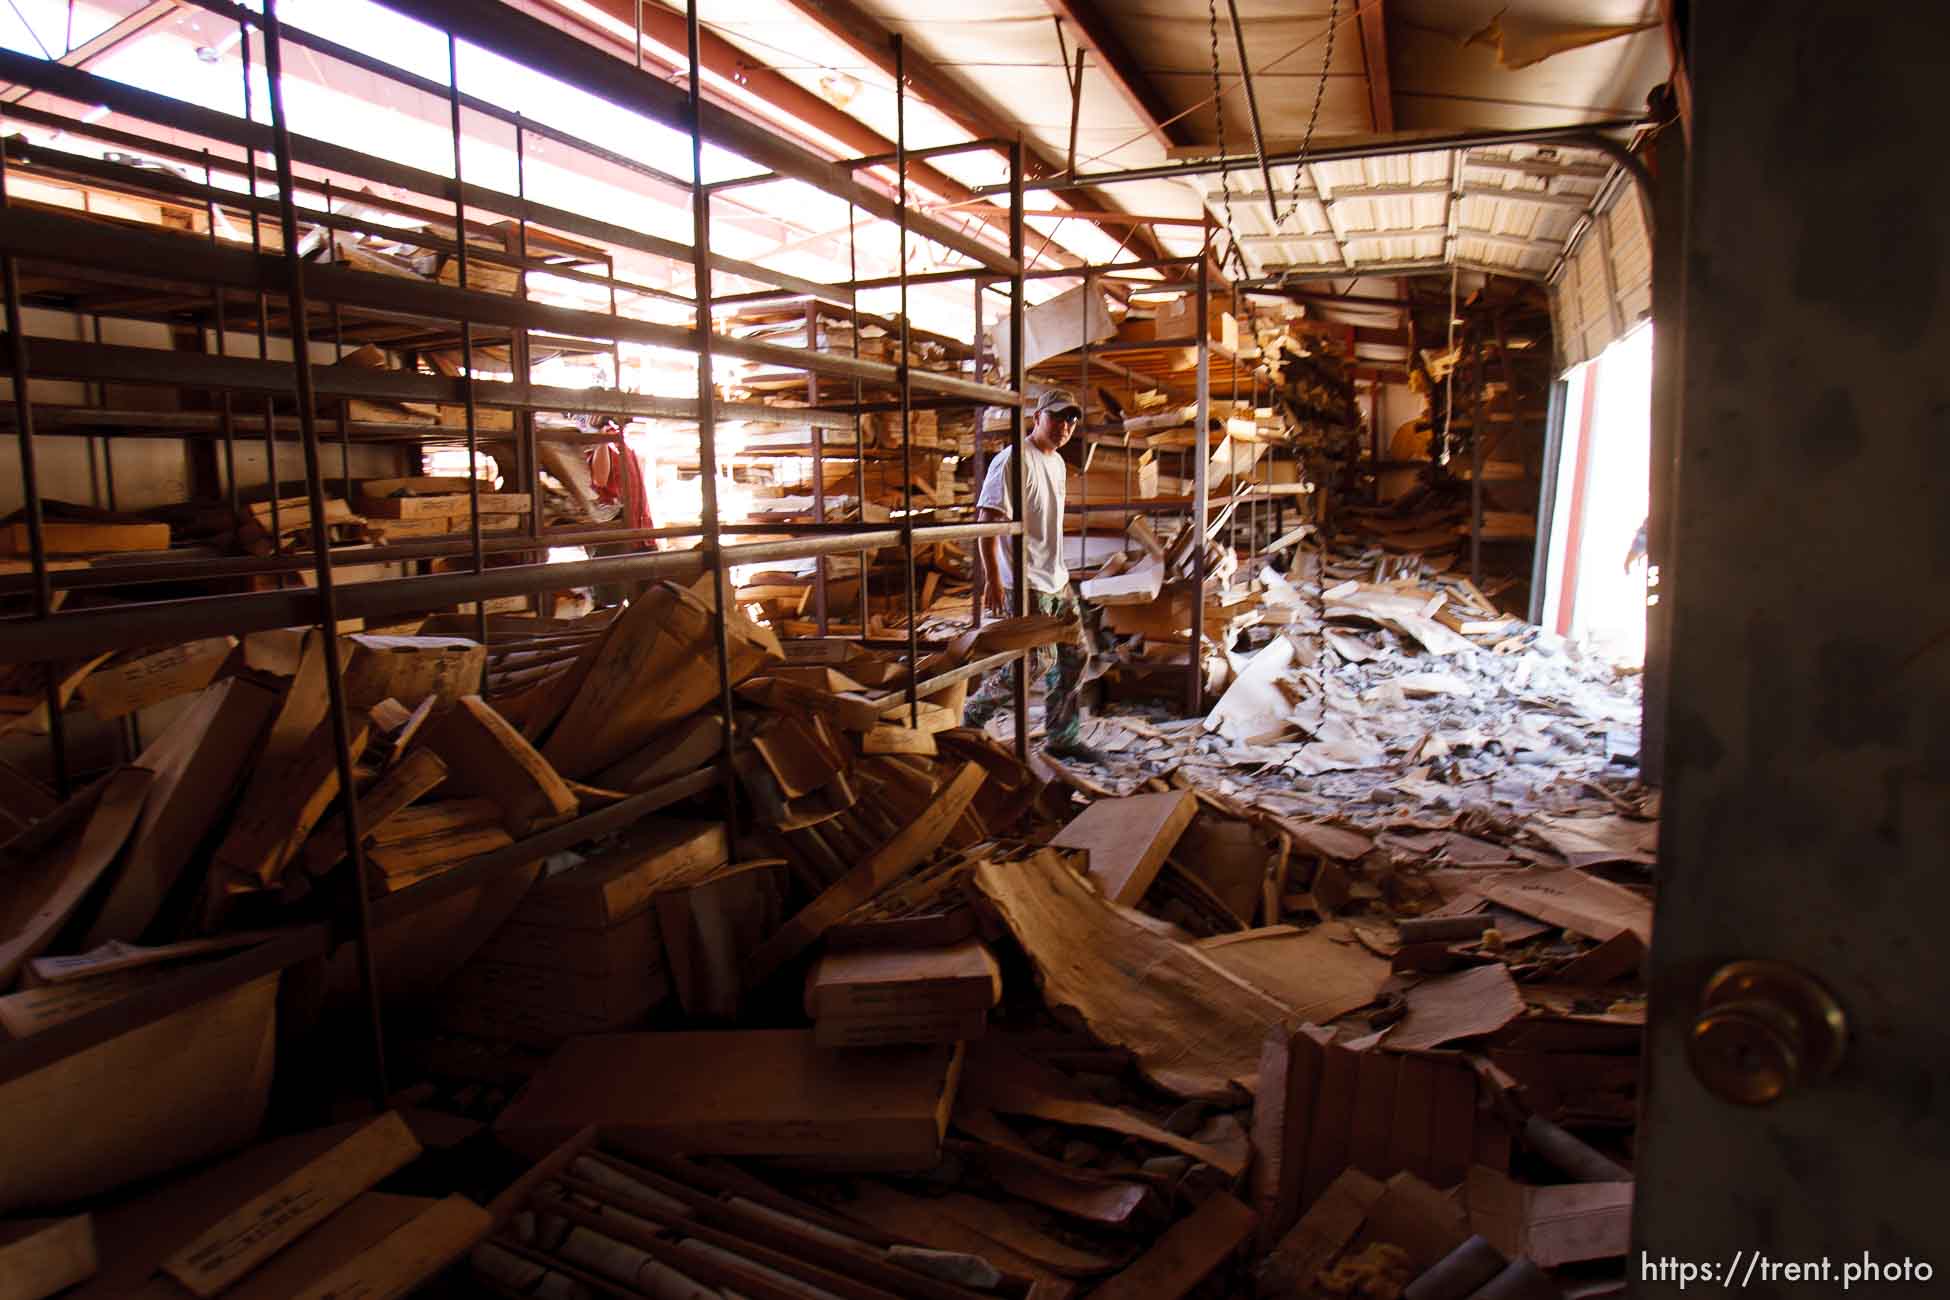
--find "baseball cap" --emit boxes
[1033,388,1082,421]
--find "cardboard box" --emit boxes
[81,637,234,721]
[511,819,727,930]
[0,974,277,1215]
[814,1008,987,1048]
[495,1030,964,1170]
[805,939,1002,1019]
[340,634,485,709]
[475,906,663,978]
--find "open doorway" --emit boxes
[1539,321,1653,665]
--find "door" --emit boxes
[1635,2,1950,1293]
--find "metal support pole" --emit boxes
[515,116,541,551]
[1188,238,1211,717]
[687,0,741,832]
[970,277,987,631]
[1008,139,1028,759]
[201,149,241,522]
[262,0,386,1109]
[447,34,489,657]
[894,35,920,726]
[1223,0,1281,229]
[239,25,281,544]
[806,297,829,633]
[1470,329,1485,589]
[0,110,68,797]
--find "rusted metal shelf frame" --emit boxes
[0,0,1026,1104]
[985,237,1225,714]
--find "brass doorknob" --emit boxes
[1688,961,1846,1105]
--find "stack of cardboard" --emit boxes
[355,476,533,543]
[444,819,726,1044]
[804,937,1002,1047]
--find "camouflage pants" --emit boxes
[966,586,1086,748]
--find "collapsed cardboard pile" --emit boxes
[0,529,1649,1298]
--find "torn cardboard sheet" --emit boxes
[1197,925,1391,1026]
[1386,963,1524,1052]
[1476,867,1653,945]
[972,850,1293,1101]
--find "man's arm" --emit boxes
[978,506,1009,615]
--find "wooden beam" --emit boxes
[553,0,1086,268]
[1355,0,1394,135]
[782,0,1173,264]
[1044,0,1190,150]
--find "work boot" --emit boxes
[1043,735,1111,766]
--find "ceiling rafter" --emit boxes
[539,0,1090,270]
[1354,0,1393,135]
[778,0,1172,266]
[1042,0,1192,151]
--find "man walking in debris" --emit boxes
[965,388,1104,762]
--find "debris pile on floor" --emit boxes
[0,529,1649,1297]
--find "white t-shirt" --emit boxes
[977,443,1068,595]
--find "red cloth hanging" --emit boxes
[588,433,654,548]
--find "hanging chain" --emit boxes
[1207,0,1246,277]
[1283,0,1340,226]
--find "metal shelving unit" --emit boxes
[0,0,1027,1100]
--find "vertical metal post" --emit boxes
[1187,238,1211,716]
[970,277,986,631]
[1007,139,1028,759]
[894,35,920,726]
[848,208,867,641]
[688,0,741,830]
[202,149,241,523]
[324,177,351,501]
[1470,330,1484,590]
[240,25,280,544]
[262,0,386,1109]
[806,298,828,633]
[0,110,68,797]
[447,34,489,657]
[515,116,540,550]
[1077,268,1091,572]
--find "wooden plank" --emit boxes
[1086,1191,1254,1300]
[1046,789,1195,905]
[495,1031,963,1170]
[814,1008,986,1048]
[745,761,986,987]
[419,695,576,835]
[161,1112,422,1297]
[81,678,278,946]
[0,767,153,988]
[0,1215,95,1300]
